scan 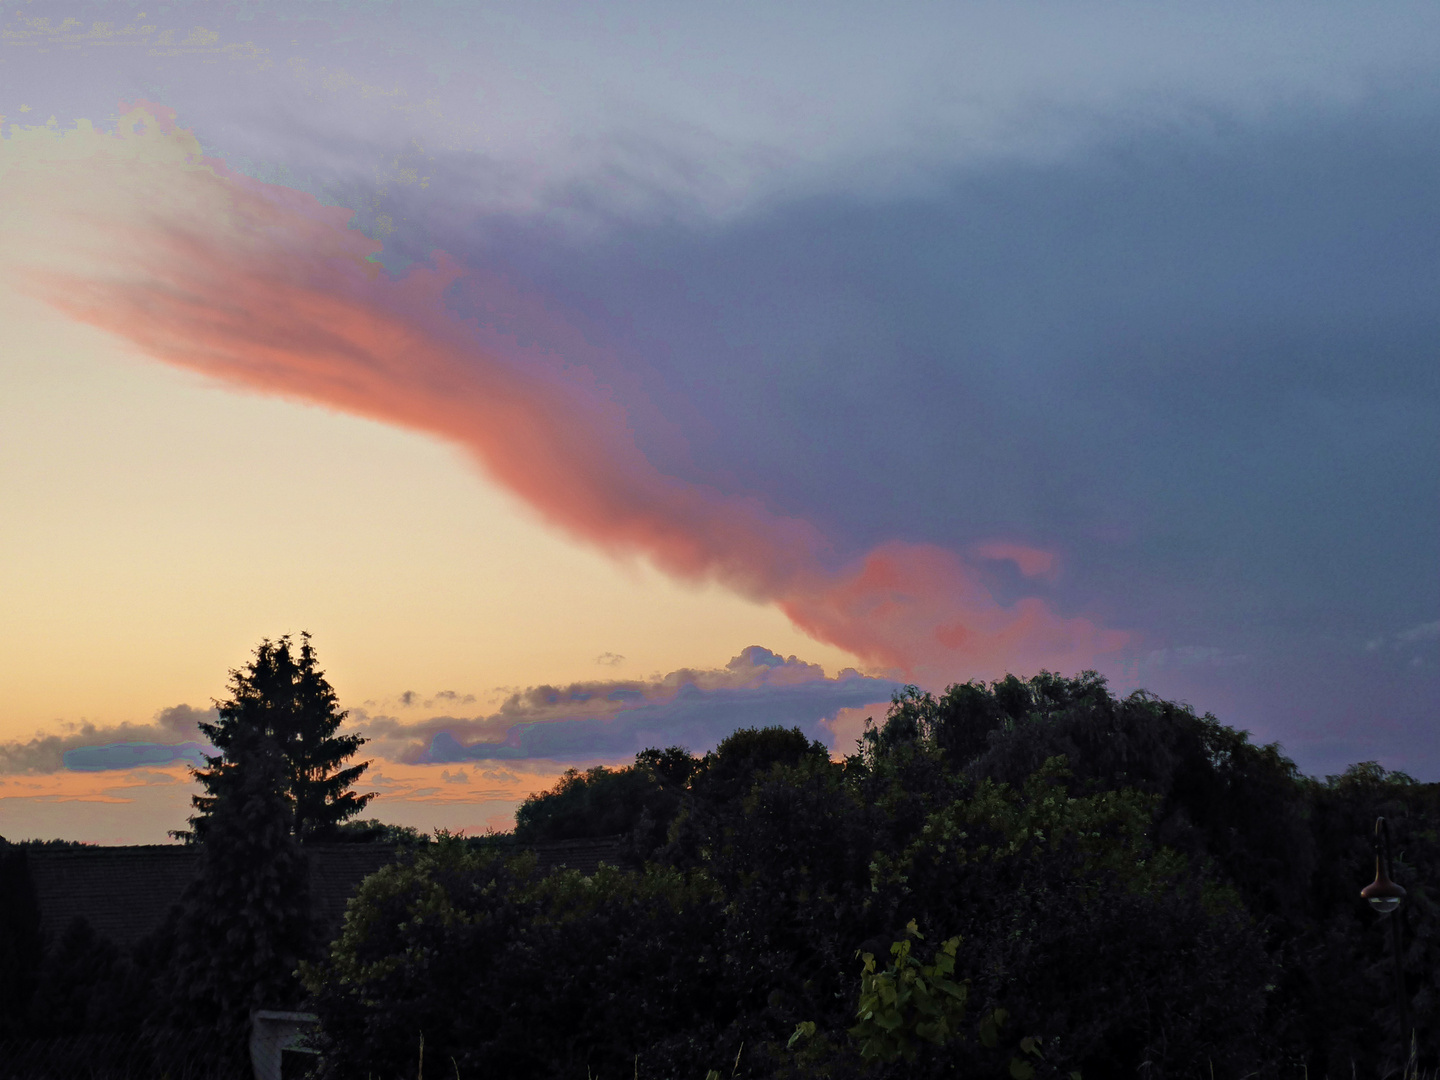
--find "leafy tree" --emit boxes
[333,818,428,845]
[301,676,1440,1079]
[25,916,125,1039]
[180,633,373,842]
[302,837,725,1079]
[514,745,697,861]
[696,726,830,804]
[512,730,828,860]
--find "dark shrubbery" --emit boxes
[302,842,726,1078]
[302,674,1440,1078]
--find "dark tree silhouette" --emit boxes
[0,840,42,1037]
[158,704,313,1076]
[179,633,373,843]
[304,674,1440,1080]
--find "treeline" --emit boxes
[300,673,1440,1079]
[1,657,1435,1078]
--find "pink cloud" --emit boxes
[12,107,1125,684]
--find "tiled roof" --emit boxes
[305,844,401,938]
[26,845,198,951]
[532,836,632,876]
[16,836,634,953]
[21,844,404,951]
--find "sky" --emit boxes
[0,0,1435,843]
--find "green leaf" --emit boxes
[876,1010,903,1031]
[1009,1058,1036,1080]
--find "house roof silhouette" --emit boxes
[16,836,632,951]
[23,844,402,949]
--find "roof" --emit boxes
[20,844,402,951]
[305,844,401,937]
[532,835,632,876]
[14,836,633,952]
[25,845,198,951]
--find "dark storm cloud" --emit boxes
[399,91,1438,775]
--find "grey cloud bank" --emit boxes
[426,92,1439,777]
[36,650,895,775]
[360,647,900,764]
[0,705,216,774]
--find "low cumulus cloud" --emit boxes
[0,705,217,775]
[10,648,895,777]
[355,646,901,764]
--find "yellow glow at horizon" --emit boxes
[0,287,864,740]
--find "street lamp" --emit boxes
[1361,816,1412,1055]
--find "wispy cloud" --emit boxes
[1140,646,1251,671]
[1364,619,1439,654]
[1397,620,1440,645]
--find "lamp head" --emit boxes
[1362,816,1406,916]
[1361,869,1406,915]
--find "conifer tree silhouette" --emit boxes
[178,633,373,843]
[160,702,312,1075]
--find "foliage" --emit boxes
[513,748,691,855]
[179,633,372,843]
[0,636,377,1075]
[301,835,725,1079]
[24,917,126,1040]
[512,731,825,860]
[300,673,1440,1077]
[333,818,429,845]
[847,921,968,1063]
[0,841,42,1038]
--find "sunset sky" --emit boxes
[2,1,1436,843]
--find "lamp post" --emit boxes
[1360,816,1411,1055]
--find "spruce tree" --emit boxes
[181,634,373,843]
[161,713,312,1076]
